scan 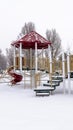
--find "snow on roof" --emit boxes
[11,31,51,49]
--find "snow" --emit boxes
[0,79,73,130]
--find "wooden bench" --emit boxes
[34,87,55,96]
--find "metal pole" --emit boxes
[62,51,66,94]
[30,48,32,88]
[67,51,71,94]
[19,43,22,72]
[49,48,52,75]
[13,45,16,71]
[49,45,52,86]
[35,42,38,73]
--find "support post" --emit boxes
[35,42,38,73]
[19,43,22,72]
[49,45,52,86]
[67,51,71,94]
[30,48,32,70]
[13,45,16,71]
[62,52,66,94]
[42,48,44,70]
[30,48,32,88]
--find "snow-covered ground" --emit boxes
[0,77,73,130]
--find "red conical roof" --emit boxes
[11,31,51,49]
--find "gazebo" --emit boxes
[11,31,51,72]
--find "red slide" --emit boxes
[7,66,23,85]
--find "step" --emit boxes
[36,92,50,96]
[52,76,63,81]
[43,83,59,88]
[34,86,55,96]
[47,80,61,85]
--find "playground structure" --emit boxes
[0,31,73,95]
[11,31,73,95]
[11,48,73,95]
[0,31,51,86]
[11,31,51,88]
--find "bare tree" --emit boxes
[6,47,14,67]
[17,22,35,39]
[0,49,7,70]
[46,29,62,59]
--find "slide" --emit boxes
[7,66,23,85]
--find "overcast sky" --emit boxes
[0,0,73,54]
